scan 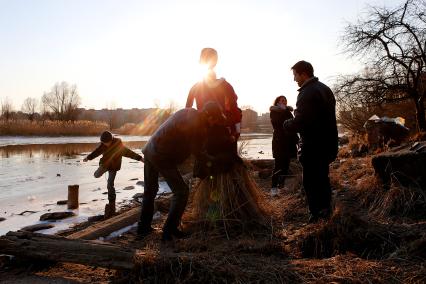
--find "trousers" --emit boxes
[139,158,189,233]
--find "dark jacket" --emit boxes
[270,106,298,159]
[194,124,243,178]
[86,137,142,171]
[283,77,338,163]
[143,108,207,166]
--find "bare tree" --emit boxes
[41,82,81,121]
[21,97,39,121]
[338,0,426,131]
[1,97,14,121]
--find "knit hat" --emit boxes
[100,131,113,143]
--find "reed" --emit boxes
[0,119,108,136]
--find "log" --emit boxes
[68,207,141,240]
[0,231,137,270]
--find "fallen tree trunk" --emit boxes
[0,231,137,270]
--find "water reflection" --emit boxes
[0,141,147,158]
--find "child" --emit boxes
[83,131,143,217]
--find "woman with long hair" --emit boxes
[269,95,298,196]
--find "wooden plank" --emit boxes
[68,207,141,240]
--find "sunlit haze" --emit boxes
[0,0,401,113]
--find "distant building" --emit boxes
[241,109,258,131]
[240,109,272,133]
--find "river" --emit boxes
[0,133,272,235]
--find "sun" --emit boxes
[197,63,211,82]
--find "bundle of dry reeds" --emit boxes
[188,162,269,235]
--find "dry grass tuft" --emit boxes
[410,131,426,142]
[369,182,426,221]
[338,134,369,158]
[187,163,270,237]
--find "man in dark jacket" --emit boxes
[138,102,226,241]
[84,131,143,216]
[283,61,338,223]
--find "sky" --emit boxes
[0,0,403,114]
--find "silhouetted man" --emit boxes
[283,60,338,223]
[138,102,226,241]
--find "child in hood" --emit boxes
[83,131,143,217]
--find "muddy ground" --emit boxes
[0,157,425,283]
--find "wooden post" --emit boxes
[68,185,79,209]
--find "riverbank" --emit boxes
[0,157,424,283]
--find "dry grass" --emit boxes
[92,154,426,283]
[0,119,109,136]
[186,163,270,237]
[331,156,426,221]
[124,156,424,283]
[338,134,369,158]
[369,181,426,221]
[410,131,426,142]
[299,207,403,259]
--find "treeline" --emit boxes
[1,82,82,123]
[0,81,176,136]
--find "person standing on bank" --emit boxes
[283,61,338,223]
[186,47,242,141]
[138,102,226,241]
[270,95,298,197]
[83,131,143,217]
